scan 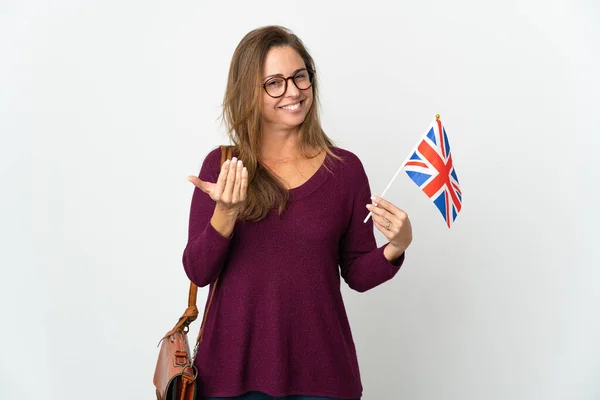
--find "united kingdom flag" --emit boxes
[404,117,462,228]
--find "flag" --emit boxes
[404,117,462,228]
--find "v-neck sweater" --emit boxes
[182,146,405,399]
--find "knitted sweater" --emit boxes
[182,146,405,399]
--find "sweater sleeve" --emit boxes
[182,148,233,287]
[338,155,405,293]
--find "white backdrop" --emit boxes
[1,1,598,399]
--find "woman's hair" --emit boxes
[222,25,338,222]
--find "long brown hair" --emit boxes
[222,25,338,221]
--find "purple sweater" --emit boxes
[182,146,405,399]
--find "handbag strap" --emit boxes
[162,145,233,341]
[194,145,233,345]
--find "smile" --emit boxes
[279,101,303,111]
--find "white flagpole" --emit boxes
[363,115,440,223]
[362,148,415,223]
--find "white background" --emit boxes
[1,1,598,399]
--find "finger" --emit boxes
[372,212,394,232]
[187,176,212,194]
[222,157,238,203]
[372,213,390,226]
[240,167,249,202]
[214,160,231,200]
[373,218,394,240]
[366,203,396,225]
[232,159,243,203]
[371,196,406,218]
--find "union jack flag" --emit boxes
[404,117,462,228]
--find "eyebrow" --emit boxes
[263,67,307,82]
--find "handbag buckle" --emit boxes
[174,350,188,366]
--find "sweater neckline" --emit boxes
[288,152,333,202]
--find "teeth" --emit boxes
[281,102,300,110]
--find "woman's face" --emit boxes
[259,46,313,134]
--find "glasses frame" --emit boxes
[261,68,315,99]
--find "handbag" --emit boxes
[153,145,233,400]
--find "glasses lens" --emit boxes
[293,70,313,90]
[265,78,285,97]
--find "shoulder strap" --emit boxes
[195,145,232,344]
[162,145,233,340]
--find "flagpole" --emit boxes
[363,114,440,223]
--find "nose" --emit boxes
[284,77,300,97]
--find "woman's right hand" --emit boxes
[187,157,249,217]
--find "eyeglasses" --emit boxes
[262,68,314,98]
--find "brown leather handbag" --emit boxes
[153,145,232,400]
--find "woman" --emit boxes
[184,26,412,400]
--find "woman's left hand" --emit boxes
[366,196,413,262]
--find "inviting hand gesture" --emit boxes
[187,157,249,215]
[366,196,413,261]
